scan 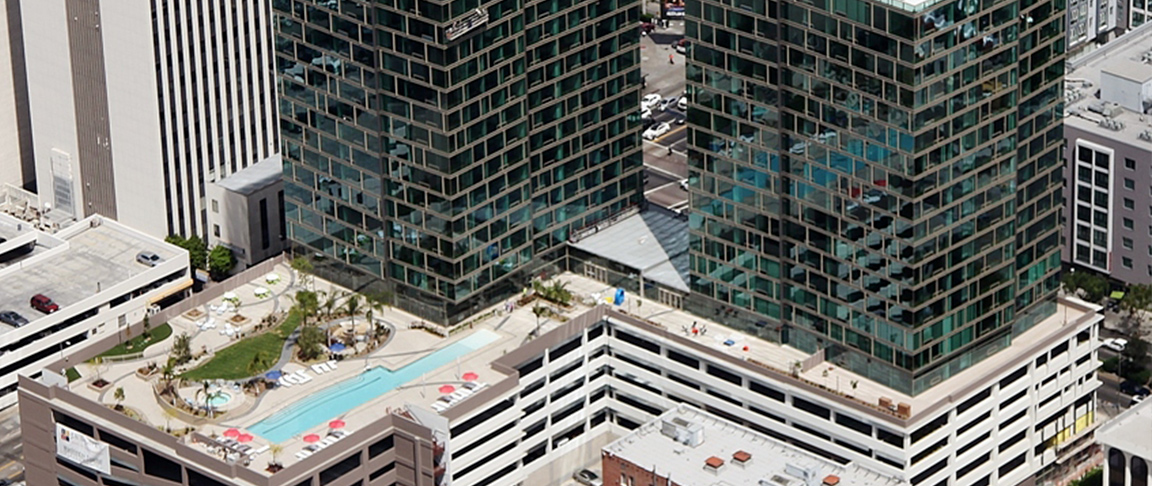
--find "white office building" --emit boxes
[5,0,278,240]
[0,212,190,409]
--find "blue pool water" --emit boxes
[249,329,500,442]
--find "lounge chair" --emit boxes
[279,377,294,388]
[332,430,348,438]
[304,444,320,452]
[236,445,252,453]
[311,364,326,374]
[296,451,310,460]
[295,370,312,383]
[327,360,338,370]
[462,382,479,390]
[432,402,449,412]
[319,437,337,447]
[250,445,270,456]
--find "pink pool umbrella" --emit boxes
[462,372,479,382]
[223,428,240,438]
[303,434,321,443]
[329,419,346,429]
[439,384,456,394]
[236,433,254,443]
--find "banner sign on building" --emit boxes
[56,423,111,475]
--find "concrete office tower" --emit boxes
[0,0,34,191]
[685,0,1066,396]
[1061,24,1152,287]
[9,0,279,239]
[276,0,646,324]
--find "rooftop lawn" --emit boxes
[99,323,173,357]
[180,309,303,381]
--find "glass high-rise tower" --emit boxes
[685,0,1066,394]
[274,0,644,323]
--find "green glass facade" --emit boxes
[685,0,1065,394]
[274,0,644,324]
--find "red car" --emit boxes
[30,294,58,314]
[640,22,655,35]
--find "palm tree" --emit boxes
[195,382,210,414]
[321,291,343,320]
[532,305,549,337]
[344,294,362,327]
[269,444,285,472]
[163,407,179,433]
[160,359,177,397]
[291,255,314,291]
[113,387,125,410]
[294,290,319,326]
[206,390,226,418]
[172,333,193,365]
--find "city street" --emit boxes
[640,20,689,212]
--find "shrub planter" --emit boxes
[88,379,111,392]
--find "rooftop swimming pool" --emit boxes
[249,329,500,443]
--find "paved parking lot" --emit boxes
[640,21,689,212]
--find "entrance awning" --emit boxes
[1111,291,1126,300]
[148,277,193,305]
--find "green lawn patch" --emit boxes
[181,310,302,381]
[65,367,81,382]
[99,323,173,357]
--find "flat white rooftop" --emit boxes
[604,405,904,486]
[1097,393,1152,460]
[1065,23,1152,148]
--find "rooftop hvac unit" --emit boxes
[1098,117,1126,131]
[660,417,705,447]
[1087,101,1125,117]
[1139,130,1152,142]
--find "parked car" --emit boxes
[679,178,689,190]
[639,22,655,35]
[674,116,686,125]
[573,469,603,486]
[640,108,653,121]
[1132,394,1146,407]
[30,294,58,314]
[678,96,688,111]
[641,93,663,111]
[675,38,690,53]
[1103,337,1129,353]
[136,251,162,267]
[0,311,28,327]
[643,122,672,140]
[659,96,678,112]
[1120,380,1151,397]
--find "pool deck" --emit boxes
[67,264,567,473]
[65,266,1100,475]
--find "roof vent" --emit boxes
[705,456,725,474]
[732,450,752,467]
[1140,130,1152,142]
[823,475,842,486]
